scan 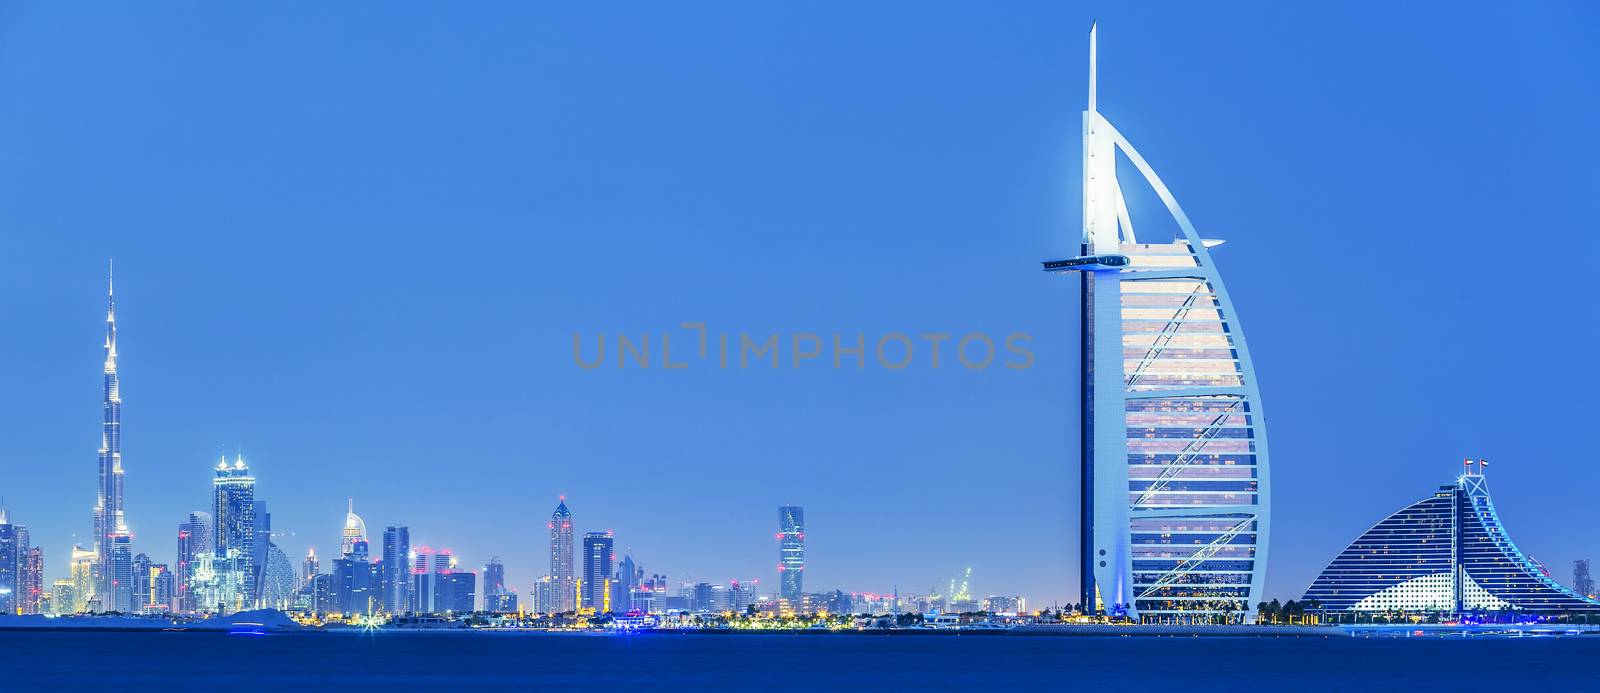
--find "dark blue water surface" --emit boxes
[5,631,1599,690]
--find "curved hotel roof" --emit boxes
[1303,466,1600,614]
[1047,26,1271,623]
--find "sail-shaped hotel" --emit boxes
[1045,27,1270,623]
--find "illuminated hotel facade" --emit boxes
[1046,27,1271,623]
[1303,464,1600,616]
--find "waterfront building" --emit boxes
[311,573,334,616]
[549,498,576,613]
[615,556,641,613]
[730,579,757,613]
[0,509,22,614]
[108,534,133,612]
[92,263,135,613]
[341,499,367,557]
[381,526,411,614]
[628,574,662,616]
[22,546,43,615]
[1043,27,1271,623]
[260,543,297,610]
[301,547,319,588]
[778,506,805,604]
[176,511,212,613]
[131,553,152,612]
[70,545,95,613]
[251,500,271,603]
[483,556,516,613]
[189,549,244,613]
[582,531,614,613]
[688,582,717,614]
[1303,463,1600,616]
[51,579,76,616]
[437,569,476,614]
[409,548,438,614]
[406,549,474,614]
[332,526,376,617]
[983,595,1026,616]
[150,563,175,612]
[212,455,257,611]
[532,575,555,615]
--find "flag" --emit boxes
[1480,459,1489,466]
[1463,458,1472,466]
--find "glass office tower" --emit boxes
[778,506,805,603]
[1046,26,1271,623]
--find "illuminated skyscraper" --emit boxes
[616,555,640,614]
[778,506,804,603]
[333,502,376,615]
[1043,27,1271,623]
[341,499,367,557]
[22,546,43,615]
[483,556,516,613]
[581,531,614,613]
[176,511,211,613]
[0,508,22,614]
[302,547,319,586]
[549,498,575,613]
[131,552,152,612]
[381,526,411,614]
[212,455,257,611]
[92,262,134,612]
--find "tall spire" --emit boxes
[105,259,118,374]
[94,258,130,612]
[1088,22,1098,115]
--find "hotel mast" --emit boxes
[1045,26,1272,623]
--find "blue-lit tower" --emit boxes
[549,498,575,613]
[93,261,134,612]
[1045,27,1272,623]
[778,506,804,603]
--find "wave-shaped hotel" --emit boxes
[1303,462,1600,618]
[1046,27,1270,624]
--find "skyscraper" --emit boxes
[0,507,22,615]
[22,546,43,615]
[549,498,575,613]
[130,552,152,612]
[381,526,411,614]
[251,500,271,603]
[778,506,804,603]
[176,511,211,613]
[616,555,640,614]
[301,546,319,587]
[333,502,376,616]
[1044,27,1271,623]
[212,455,257,611]
[483,556,515,613]
[341,499,366,557]
[581,531,614,613]
[92,262,133,613]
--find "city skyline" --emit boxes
[2,3,1599,607]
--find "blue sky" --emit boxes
[1,2,1596,604]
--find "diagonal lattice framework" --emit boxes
[1132,399,1244,507]
[1136,516,1254,600]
